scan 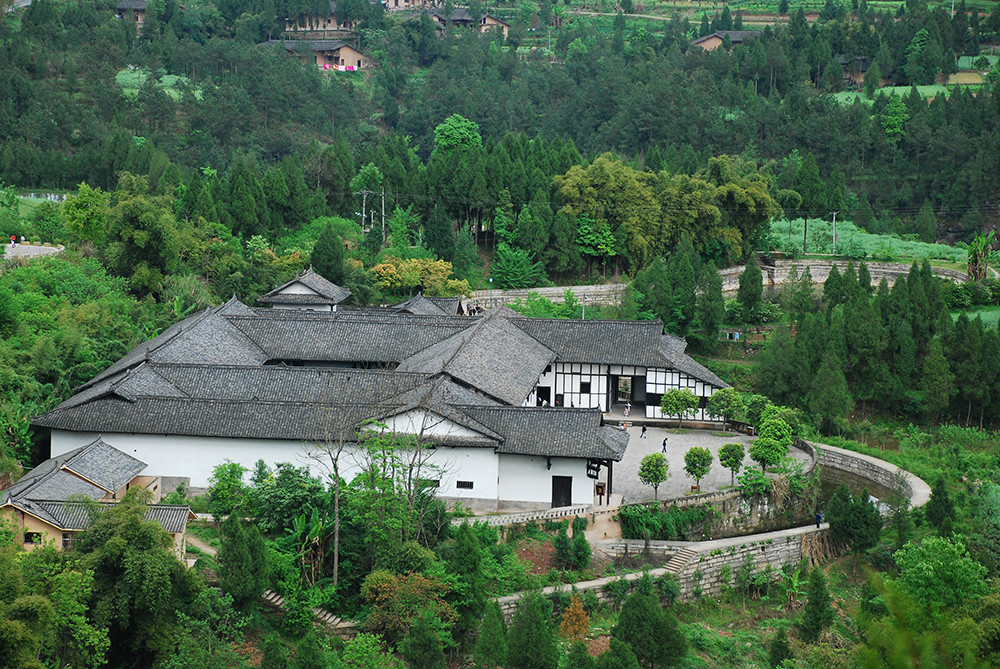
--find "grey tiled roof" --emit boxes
[12,500,193,533]
[393,293,451,316]
[398,316,554,405]
[258,268,352,305]
[62,439,146,491]
[658,335,727,388]
[459,407,626,461]
[509,317,668,367]
[2,438,145,503]
[227,312,471,363]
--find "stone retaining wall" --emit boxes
[595,540,677,560]
[494,443,928,613]
[816,443,931,507]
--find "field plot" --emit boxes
[770,218,968,264]
[115,69,201,101]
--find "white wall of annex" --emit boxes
[50,430,499,495]
[497,454,593,506]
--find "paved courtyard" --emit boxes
[3,243,60,258]
[609,425,811,505]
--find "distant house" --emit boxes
[838,54,886,88]
[263,39,371,71]
[283,0,385,33]
[257,267,353,311]
[691,30,761,51]
[428,9,510,38]
[0,438,193,556]
[116,0,146,32]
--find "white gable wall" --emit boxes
[497,454,592,511]
[279,281,321,295]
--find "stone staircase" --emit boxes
[663,547,700,575]
[260,589,358,639]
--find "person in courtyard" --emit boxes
[640,425,647,438]
[662,437,668,453]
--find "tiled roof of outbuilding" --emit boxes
[257,268,352,305]
[508,317,668,367]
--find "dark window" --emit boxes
[23,531,41,544]
[456,480,474,490]
[580,381,592,394]
[62,533,74,550]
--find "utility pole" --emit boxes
[830,211,839,255]
[803,218,808,255]
[355,189,373,231]
[381,186,386,245]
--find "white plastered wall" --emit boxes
[497,454,593,509]
[645,368,719,420]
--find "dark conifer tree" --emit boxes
[768,628,793,667]
[809,349,853,433]
[311,223,346,285]
[737,260,762,323]
[925,476,955,535]
[508,594,558,669]
[799,569,834,643]
[613,590,687,669]
[425,204,455,261]
[218,515,267,611]
[474,601,508,669]
[400,615,447,669]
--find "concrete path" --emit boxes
[3,243,61,258]
[596,521,829,554]
[185,531,217,556]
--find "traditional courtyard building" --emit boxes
[33,279,725,512]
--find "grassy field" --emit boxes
[955,305,1000,328]
[770,218,967,264]
[832,81,986,105]
[115,68,201,101]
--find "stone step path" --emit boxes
[663,547,699,574]
[187,530,358,638]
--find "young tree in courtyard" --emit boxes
[749,416,792,472]
[683,447,713,491]
[660,389,699,428]
[705,388,745,431]
[638,453,669,500]
[718,442,745,486]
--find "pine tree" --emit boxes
[218,515,267,611]
[294,633,329,669]
[768,628,793,667]
[755,326,802,407]
[694,264,725,351]
[425,205,455,261]
[400,615,446,669]
[799,569,834,643]
[737,260,763,323]
[613,591,687,669]
[809,349,853,434]
[566,640,595,669]
[924,476,955,534]
[913,199,937,243]
[508,594,558,669]
[474,601,508,669]
[595,639,640,669]
[311,223,346,285]
[260,634,290,669]
[920,338,954,423]
[449,521,486,634]
[560,595,590,640]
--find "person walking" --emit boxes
[815,512,822,528]
[661,437,667,453]
[640,425,647,439]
